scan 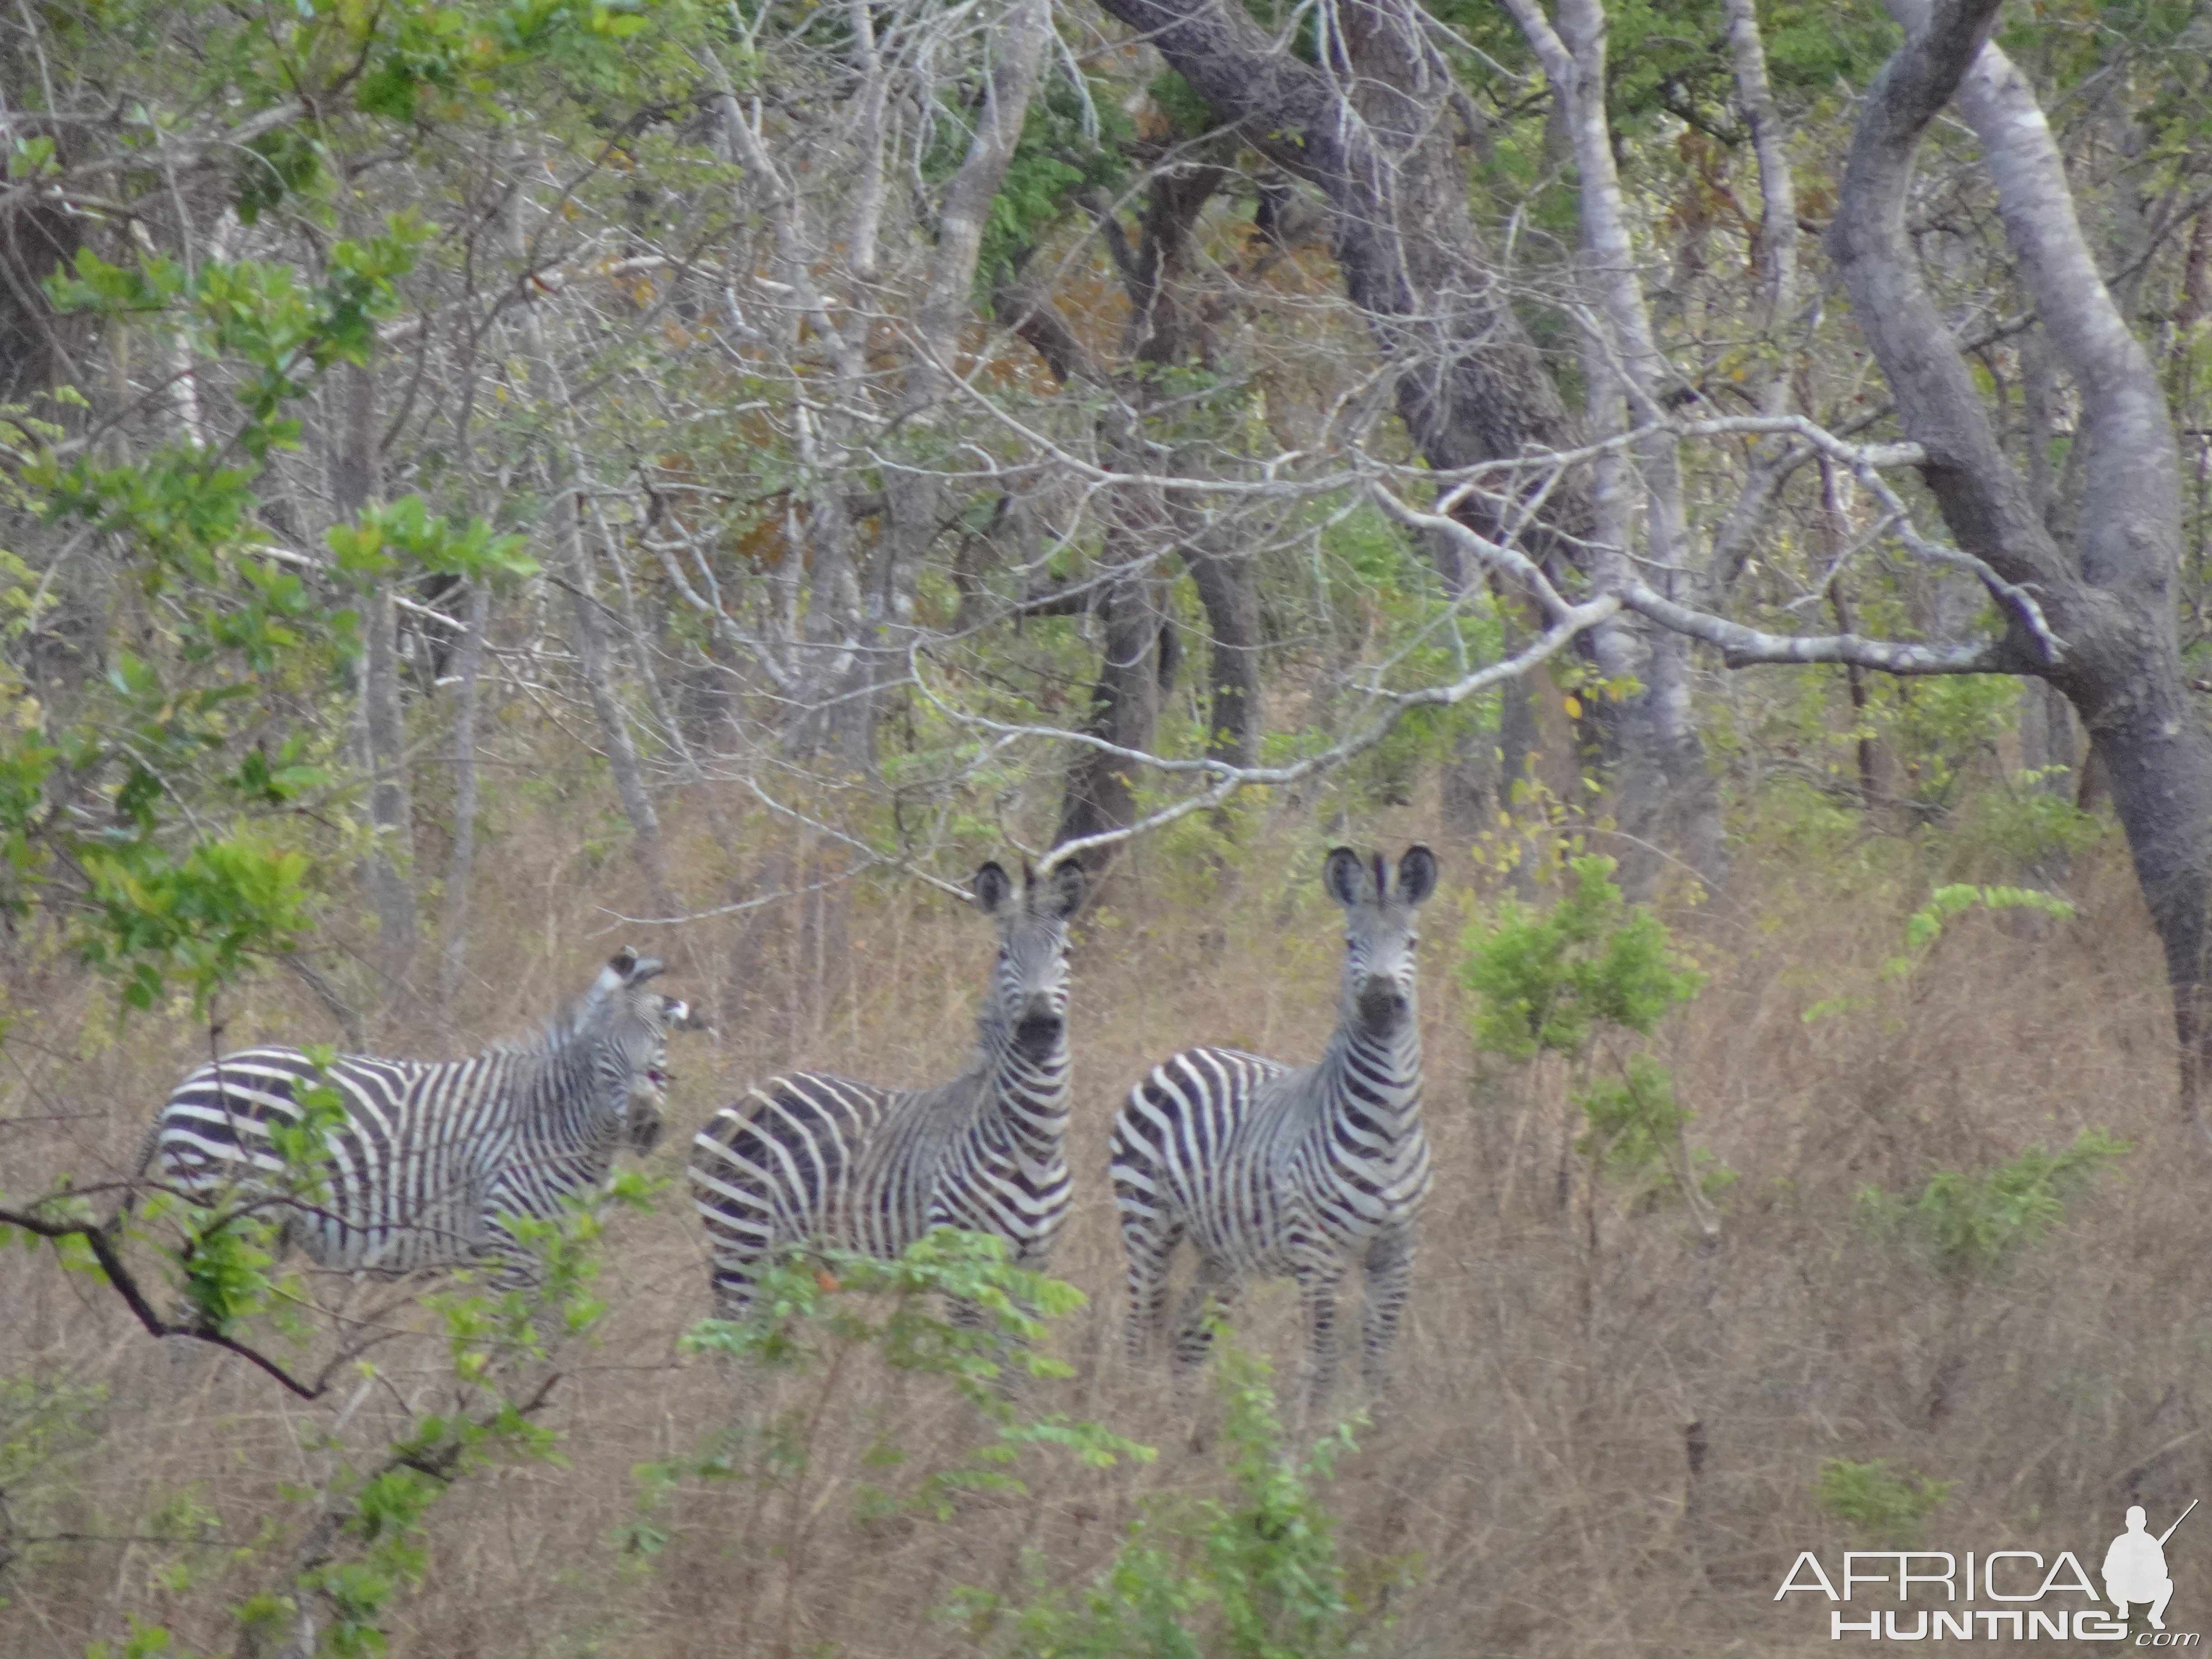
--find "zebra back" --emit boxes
[143,949,692,1279]
[690,858,1083,1317]
[158,1047,501,1270]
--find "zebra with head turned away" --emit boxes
[1110,845,1439,1415]
[141,950,694,1285]
[689,859,1083,1318]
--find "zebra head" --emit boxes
[974,859,1085,1054]
[584,947,694,1153]
[1324,845,1439,1039]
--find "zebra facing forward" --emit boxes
[1111,845,1438,1411]
[689,859,1083,1317]
[143,950,694,1283]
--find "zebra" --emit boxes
[689,859,1083,1318]
[1110,844,1438,1412]
[141,949,694,1284]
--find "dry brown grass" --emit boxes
[5,785,2208,1657]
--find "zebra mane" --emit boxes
[484,950,670,1064]
[894,1063,997,1137]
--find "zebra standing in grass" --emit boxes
[689,859,1083,1317]
[142,950,694,1283]
[1111,845,1438,1411]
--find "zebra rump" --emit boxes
[143,949,694,1281]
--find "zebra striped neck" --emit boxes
[1308,1011,1424,1132]
[971,1011,1072,1160]
[476,1007,626,1151]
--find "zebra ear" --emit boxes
[608,947,638,979]
[663,995,711,1033]
[1042,859,1085,919]
[1322,847,1370,908]
[625,955,667,986]
[973,861,1015,916]
[1395,845,1439,908]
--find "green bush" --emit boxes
[645,1233,1145,1541]
[1461,856,1705,1064]
[1857,1129,2129,1278]
[1816,1458,1954,1548]
[949,1346,1395,1659]
[1463,855,1720,1216]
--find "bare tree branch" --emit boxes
[0,1206,326,1399]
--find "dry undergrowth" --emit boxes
[3,789,2205,1658]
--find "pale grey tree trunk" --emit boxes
[1828,0,2212,1137]
[1723,0,1799,333]
[1504,0,1728,895]
[437,581,489,1006]
[868,0,1054,769]
[503,182,670,907]
[1706,0,1810,594]
[330,357,418,1010]
[547,449,671,909]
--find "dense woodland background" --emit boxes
[8,0,2212,1651]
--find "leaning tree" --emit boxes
[1653,0,2212,1131]
[1070,0,2212,1130]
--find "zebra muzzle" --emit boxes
[1357,979,1406,1033]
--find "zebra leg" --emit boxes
[481,1212,543,1293]
[699,1218,768,1320]
[1359,1226,1418,1400]
[1121,1213,1184,1368]
[1170,1252,1242,1379]
[709,1261,760,1321]
[1294,1254,1349,1419]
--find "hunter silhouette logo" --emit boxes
[1776,1500,2201,1642]
[2108,1502,2195,1631]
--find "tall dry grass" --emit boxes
[4,781,2206,1657]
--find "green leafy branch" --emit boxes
[1461,855,1723,1228]
[1856,1128,2130,1279]
[1883,883,2076,979]
[1802,882,2076,1023]
[680,1230,1149,1499]
[950,1347,1392,1659]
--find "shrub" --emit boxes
[1816,1458,1954,1548]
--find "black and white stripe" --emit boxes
[145,950,690,1283]
[1110,845,1438,1409]
[689,860,1083,1317]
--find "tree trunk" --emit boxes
[1181,532,1260,770]
[330,358,418,1012]
[818,0,1053,769]
[438,582,489,1007]
[1057,393,1176,872]
[552,466,671,909]
[1004,161,1236,879]
[1086,0,1724,875]
[1507,0,1727,897]
[1054,556,1172,866]
[1829,0,2212,1136]
[505,183,672,909]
